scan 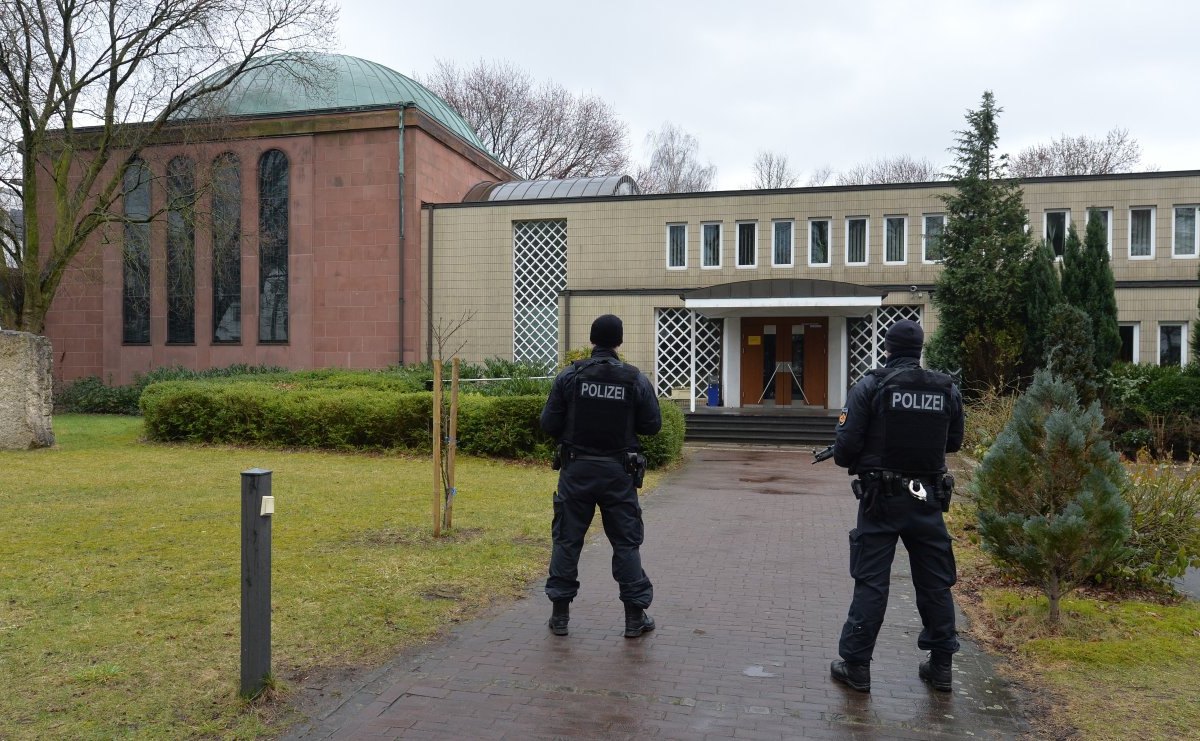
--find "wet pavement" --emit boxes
[285,446,1030,740]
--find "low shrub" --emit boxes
[456,395,554,460]
[1102,459,1200,589]
[640,399,685,470]
[57,364,287,414]
[56,376,143,415]
[962,385,1018,460]
[140,380,685,468]
[1105,363,1200,459]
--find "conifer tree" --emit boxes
[927,92,1033,390]
[974,371,1130,624]
[1021,240,1063,376]
[1045,304,1097,404]
[1060,213,1121,372]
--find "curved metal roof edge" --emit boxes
[682,278,889,300]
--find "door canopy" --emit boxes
[682,279,887,318]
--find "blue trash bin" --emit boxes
[706,382,721,407]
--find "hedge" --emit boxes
[141,381,685,468]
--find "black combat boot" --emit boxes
[623,603,656,638]
[830,660,871,692]
[548,600,570,636]
[919,652,953,692]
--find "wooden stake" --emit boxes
[446,357,459,530]
[432,361,443,537]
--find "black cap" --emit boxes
[589,314,623,348]
[884,319,924,358]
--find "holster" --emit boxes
[854,473,886,521]
[551,446,562,471]
[939,473,954,513]
[625,452,647,489]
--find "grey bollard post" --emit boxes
[240,468,274,698]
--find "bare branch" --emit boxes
[806,164,832,187]
[421,59,628,180]
[634,122,716,194]
[1008,127,1143,178]
[750,150,798,189]
[0,0,338,332]
[835,155,943,185]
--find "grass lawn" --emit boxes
[946,487,1200,740]
[0,415,567,739]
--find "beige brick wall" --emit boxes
[427,173,1200,370]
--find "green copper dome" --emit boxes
[175,53,486,151]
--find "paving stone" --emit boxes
[286,446,1029,740]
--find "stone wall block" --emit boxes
[0,330,56,449]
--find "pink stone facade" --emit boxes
[41,108,510,384]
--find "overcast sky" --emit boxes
[334,0,1200,190]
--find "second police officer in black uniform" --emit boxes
[540,314,662,638]
[829,319,965,693]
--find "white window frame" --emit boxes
[736,220,758,269]
[845,216,869,266]
[771,219,795,268]
[1157,322,1188,367]
[922,213,946,264]
[1128,206,1156,260]
[1044,209,1071,260]
[666,223,688,270]
[1119,322,1140,364]
[701,222,723,269]
[883,215,907,265]
[1086,207,1113,255]
[1171,205,1199,259]
[808,218,831,267]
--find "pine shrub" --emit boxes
[973,370,1131,623]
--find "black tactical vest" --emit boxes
[873,367,954,474]
[565,358,639,455]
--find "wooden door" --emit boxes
[800,319,828,407]
[740,318,765,406]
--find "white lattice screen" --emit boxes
[847,305,924,387]
[655,309,722,398]
[513,220,567,368]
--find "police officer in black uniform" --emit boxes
[540,314,662,638]
[829,319,965,693]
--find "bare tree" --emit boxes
[751,150,798,189]
[0,0,337,333]
[806,164,833,187]
[1009,127,1143,178]
[836,155,943,185]
[422,59,628,180]
[635,123,717,194]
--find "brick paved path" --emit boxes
[287,447,1029,740]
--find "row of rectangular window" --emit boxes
[121,150,289,346]
[666,215,947,270]
[1118,321,1192,367]
[1042,207,1200,260]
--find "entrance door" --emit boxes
[739,317,828,407]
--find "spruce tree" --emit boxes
[928,91,1033,391]
[1060,213,1121,372]
[974,370,1130,624]
[1045,304,1097,404]
[1021,240,1063,377]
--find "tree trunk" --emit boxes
[1047,573,1061,625]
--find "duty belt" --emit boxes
[860,470,935,502]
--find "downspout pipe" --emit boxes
[397,106,406,365]
[427,204,434,361]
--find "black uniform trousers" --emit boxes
[838,486,959,664]
[545,458,653,608]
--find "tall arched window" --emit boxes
[211,153,242,343]
[166,156,196,344]
[122,159,151,344]
[258,149,289,343]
